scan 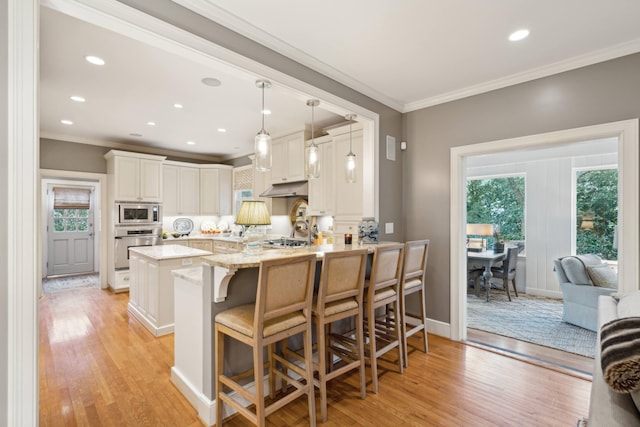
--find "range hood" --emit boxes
[259,181,308,198]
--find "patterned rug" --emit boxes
[42,273,100,293]
[467,289,597,358]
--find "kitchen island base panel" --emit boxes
[127,303,174,337]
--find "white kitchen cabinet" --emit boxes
[307,135,334,216]
[189,239,214,252]
[200,165,232,216]
[213,239,243,254]
[270,130,308,184]
[163,162,200,216]
[329,124,364,221]
[105,150,165,202]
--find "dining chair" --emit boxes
[363,243,405,394]
[399,240,430,367]
[214,254,317,427]
[490,246,519,301]
[285,249,369,422]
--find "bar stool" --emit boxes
[311,249,368,422]
[363,243,405,393]
[214,254,317,427]
[399,240,430,367]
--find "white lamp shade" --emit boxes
[236,200,271,226]
[466,223,493,236]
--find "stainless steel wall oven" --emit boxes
[114,225,162,270]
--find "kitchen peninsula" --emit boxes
[170,242,397,426]
[128,244,212,337]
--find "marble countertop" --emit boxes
[163,235,244,243]
[130,244,213,260]
[201,241,399,269]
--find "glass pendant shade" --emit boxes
[255,80,272,171]
[345,113,357,183]
[305,143,320,178]
[255,130,272,171]
[346,152,356,183]
[305,99,320,179]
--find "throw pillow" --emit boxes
[600,316,640,393]
[560,256,594,285]
[617,290,640,318]
[586,264,618,288]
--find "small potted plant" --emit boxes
[493,228,505,252]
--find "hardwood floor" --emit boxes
[39,287,591,426]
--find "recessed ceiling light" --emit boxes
[60,119,73,125]
[85,55,105,65]
[129,133,143,137]
[70,95,85,102]
[262,109,271,115]
[187,141,195,145]
[201,77,222,87]
[509,29,530,42]
[217,128,227,133]
[174,103,183,109]
[147,121,156,126]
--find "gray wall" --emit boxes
[0,0,8,421]
[403,53,640,323]
[116,0,405,242]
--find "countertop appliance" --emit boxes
[262,237,309,248]
[114,225,162,270]
[116,202,162,225]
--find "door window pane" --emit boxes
[53,208,90,232]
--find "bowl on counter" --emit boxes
[171,232,181,238]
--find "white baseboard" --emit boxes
[426,318,451,339]
[171,366,272,426]
[127,304,174,336]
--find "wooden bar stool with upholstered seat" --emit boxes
[214,254,317,427]
[363,243,405,394]
[399,239,430,367]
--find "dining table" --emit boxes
[467,249,507,301]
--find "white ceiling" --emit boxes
[40,1,640,160]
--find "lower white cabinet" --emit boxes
[128,253,202,336]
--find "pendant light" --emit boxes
[254,80,272,171]
[305,99,320,179]
[345,114,357,183]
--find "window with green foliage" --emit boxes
[467,176,525,246]
[576,168,618,260]
[53,208,89,232]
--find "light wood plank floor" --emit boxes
[39,287,591,426]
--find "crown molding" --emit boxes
[172,0,405,112]
[403,38,640,112]
[40,132,225,162]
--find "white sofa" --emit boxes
[586,294,640,426]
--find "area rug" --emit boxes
[42,273,100,293]
[467,289,597,358]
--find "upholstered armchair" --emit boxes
[554,254,618,332]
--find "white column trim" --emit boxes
[450,119,639,342]
[7,0,39,424]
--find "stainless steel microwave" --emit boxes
[117,203,162,225]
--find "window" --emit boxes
[53,208,89,232]
[467,176,525,246]
[575,168,618,260]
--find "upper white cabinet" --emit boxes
[200,165,232,216]
[163,162,200,216]
[327,123,364,221]
[270,130,308,184]
[105,150,166,202]
[307,134,334,216]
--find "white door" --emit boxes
[47,185,95,276]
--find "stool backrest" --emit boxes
[368,243,405,294]
[402,240,430,286]
[317,249,368,308]
[255,254,317,326]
